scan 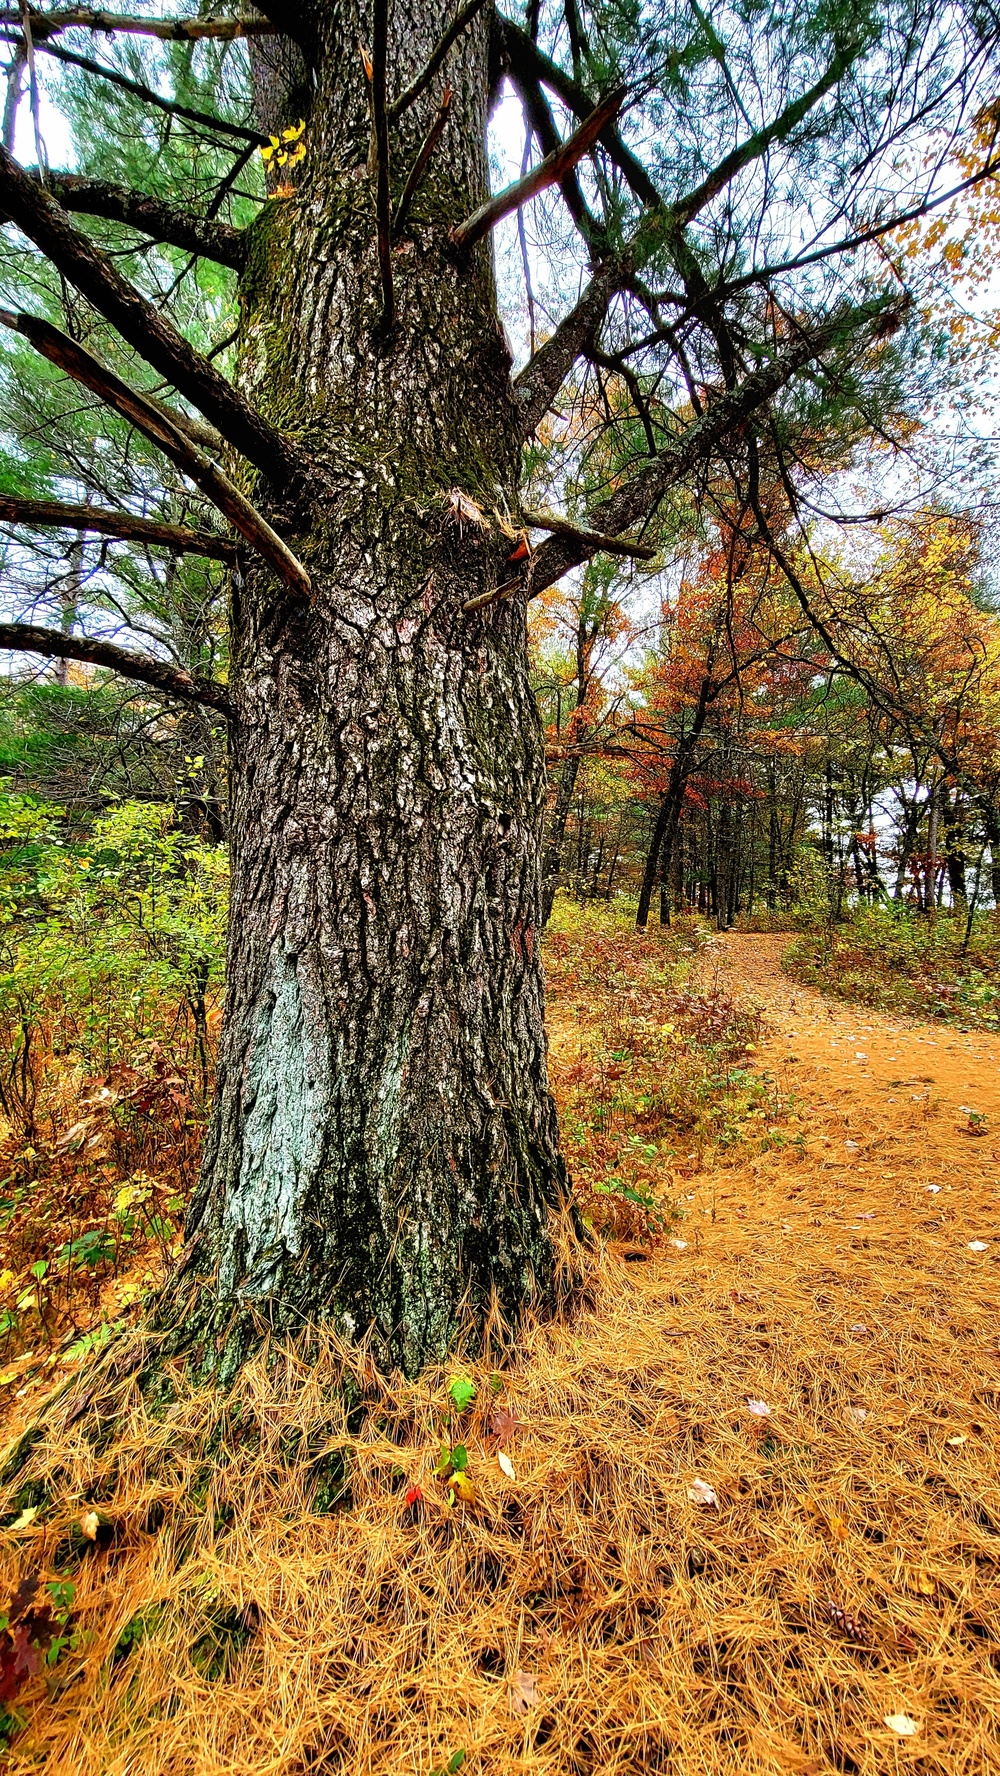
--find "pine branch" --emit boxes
[389,0,489,121]
[500,306,893,603]
[0,495,237,560]
[452,85,624,250]
[512,258,623,439]
[669,42,858,232]
[370,0,394,333]
[0,10,276,39]
[392,88,451,237]
[0,32,267,144]
[0,309,311,598]
[0,621,232,714]
[42,173,246,269]
[0,145,299,484]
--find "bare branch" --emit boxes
[0,32,267,143]
[0,309,311,598]
[41,173,246,269]
[522,509,655,558]
[392,87,451,237]
[0,10,276,40]
[389,0,488,121]
[370,0,394,334]
[0,495,237,560]
[669,41,859,232]
[500,18,661,209]
[0,145,299,483]
[0,621,232,714]
[452,85,624,250]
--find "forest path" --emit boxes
[701,930,1000,1200]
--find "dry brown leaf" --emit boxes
[447,1471,476,1506]
[490,1407,522,1440]
[80,1511,100,1542]
[510,1670,537,1715]
[688,1479,717,1507]
[497,1451,515,1480]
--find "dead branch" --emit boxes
[0,496,237,560]
[451,85,624,250]
[0,144,299,484]
[0,9,275,39]
[0,621,232,714]
[392,88,451,237]
[521,509,656,559]
[389,0,488,121]
[0,310,311,599]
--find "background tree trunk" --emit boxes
[157,6,574,1379]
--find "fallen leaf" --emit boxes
[497,1451,516,1480]
[967,1241,989,1253]
[926,1185,941,1193]
[403,1484,423,1508]
[509,1670,537,1715]
[80,1510,100,1542]
[688,1479,717,1507]
[746,1398,771,1417]
[827,1510,848,1542]
[884,1714,919,1737]
[490,1407,522,1440]
[6,1507,38,1533]
[447,1471,476,1506]
[669,1238,689,1251]
[848,1407,868,1423]
[912,1570,935,1596]
[945,1434,967,1447]
[845,1140,860,1152]
[849,1324,869,1336]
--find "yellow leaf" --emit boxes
[7,1506,38,1532]
[946,1434,967,1447]
[913,1570,935,1596]
[0,1269,14,1293]
[80,1510,100,1542]
[281,119,305,140]
[827,1511,848,1542]
[448,1471,476,1505]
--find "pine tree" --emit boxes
[0,0,996,1376]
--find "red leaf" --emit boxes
[404,1485,423,1508]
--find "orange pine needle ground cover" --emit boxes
[0,922,998,1774]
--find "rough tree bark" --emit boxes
[154,6,574,1380]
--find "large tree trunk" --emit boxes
[155,8,574,1378]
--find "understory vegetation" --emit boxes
[783,905,1000,1031]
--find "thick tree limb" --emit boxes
[0,32,267,143]
[392,89,451,238]
[492,307,890,606]
[0,9,273,38]
[0,621,232,714]
[0,145,299,483]
[41,173,246,269]
[452,85,624,250]
[505,61,600,247]
[0,309,310,598]
[389,0,489,121]
[0,495,237,559]
[670,42,858,231]
[500,17,661,209]
[512,258,623,438]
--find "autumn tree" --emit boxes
[0,0,996,1377]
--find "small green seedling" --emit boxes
[447,1375,476,1412]
[430,1751,466,1776]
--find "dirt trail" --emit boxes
[705,931,1000,1206]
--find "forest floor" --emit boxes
[1,930,999,1774]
